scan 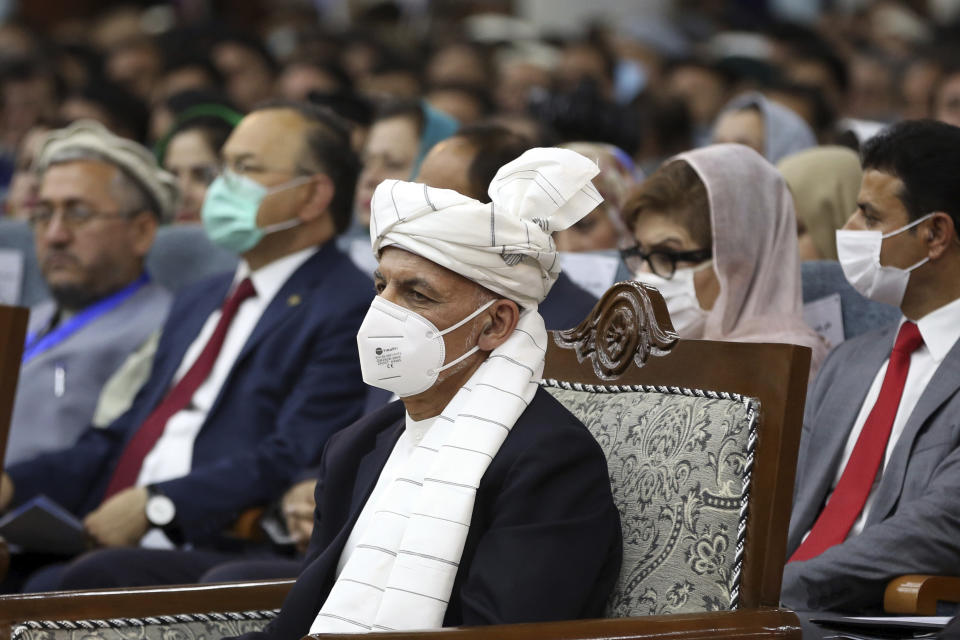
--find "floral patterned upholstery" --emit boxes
[11,610,277,640]
[543,380,759,618]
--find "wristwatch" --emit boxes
[145,485,177,528]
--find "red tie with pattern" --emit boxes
[102,278,257,499]
[790,321,924,562]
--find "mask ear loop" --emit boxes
[882,213,937,272]
[260,176,317,235]
[427,298,497,340]
[426,299,498,377]
[881,212,935,239]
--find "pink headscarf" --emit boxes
[674,143,827,378]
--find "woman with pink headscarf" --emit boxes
[621,143,827,379]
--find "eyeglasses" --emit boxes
[28,203,137,231]
[619,244,712,279]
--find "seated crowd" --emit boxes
[0,2,959,639]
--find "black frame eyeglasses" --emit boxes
[619,245,712,279]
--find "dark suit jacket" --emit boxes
[243,387,621,640]
[7,243,374,545]
[540,272,598,331]
[782,322,960,612]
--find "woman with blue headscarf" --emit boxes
[353,100,459,229]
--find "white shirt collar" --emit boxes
[904,295,960,363]
[404,412,437,441]
[233,246,318,307]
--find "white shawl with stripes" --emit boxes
[309,148,602,633]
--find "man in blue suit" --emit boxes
[0,101,372,590]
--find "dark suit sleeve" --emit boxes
[154,308,367,544]
[6,423,123,513]
[782,441,960,612]
[455,424,622,624]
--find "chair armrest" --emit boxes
[885,575,960,615]
[0,578,294,638]
[306,608,801,640]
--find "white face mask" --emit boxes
[633,261,712,338]
[356,296,496,397]
[836,213,932,307]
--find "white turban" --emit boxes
[369,147,603,308]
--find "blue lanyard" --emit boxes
[22,273,151,364]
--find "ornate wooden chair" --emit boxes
[0,283,808,640]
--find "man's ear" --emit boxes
[926,211,957,260]
[299,174,335,223]
[477,299,520,352]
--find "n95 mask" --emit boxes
[836,213,932,307]
[632,261,712,338]
[356,296,496,397]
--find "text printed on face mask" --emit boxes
[374,346,402,369]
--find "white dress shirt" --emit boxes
[335,412,437,576]
[136,247,317,548]
[822,296,960,539]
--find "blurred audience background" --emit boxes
[0,0,957,217]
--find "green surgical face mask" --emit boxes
[201,169,312,254]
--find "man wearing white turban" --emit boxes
[234,148,621,640]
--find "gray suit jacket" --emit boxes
[6,280,171,465]
[782,321,960,612]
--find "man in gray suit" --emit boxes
[6,121,176,465]
[782,119,960,613]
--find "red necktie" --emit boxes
[790,321,924,562]
[103,278,257,499]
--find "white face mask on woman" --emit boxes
[633,261,713,338]
[356,296,496,397]
[835,213,933,307]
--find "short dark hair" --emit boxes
[623,160,711,249]
[0,56,66,105]
[307,90,374,127]
[162,51,225,88]
[251,99,360,235]
[69,80,149,143]
[860,119,960,234]
[284,56,353,92]
[373,98,425,134]
[663,58,736,89]
[425,82,494,118]
[452,124,533,202]
[214,31,279,74]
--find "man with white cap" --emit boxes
[6,120,175,466]
[235,147,621,640]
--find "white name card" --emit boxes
[803,293,845,348]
